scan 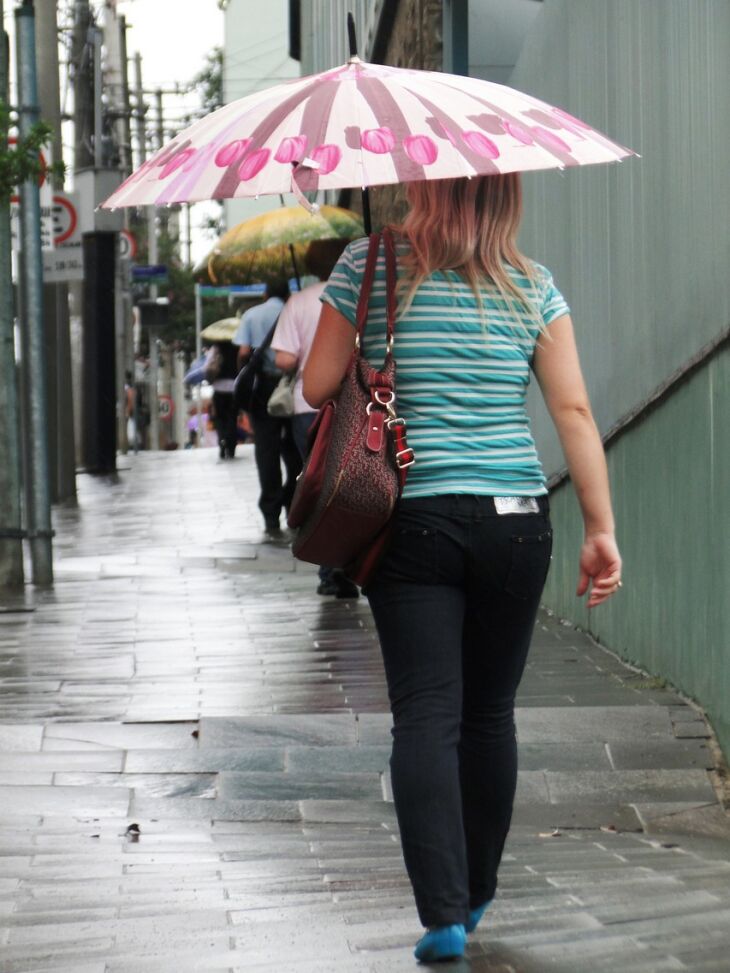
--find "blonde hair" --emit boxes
[394,174,538,328]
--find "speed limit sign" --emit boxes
[158,394,174,421]
[119,229,137,260]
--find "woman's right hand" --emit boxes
[577,532,622,608]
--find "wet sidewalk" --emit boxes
[1,447,729,972]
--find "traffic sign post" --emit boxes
[158,394,174,421]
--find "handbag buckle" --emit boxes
[395,447,415,469]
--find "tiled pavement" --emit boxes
[0,447,728,972]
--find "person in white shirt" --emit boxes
[272,240,358,597]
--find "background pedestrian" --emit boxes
[272,240,358,597]
[204,341,239,460]
[233,282,301,538]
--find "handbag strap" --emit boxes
[352,229,414,488]
[354,229,397,350]
[354,232,382,342]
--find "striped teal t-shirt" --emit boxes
[321,237,570,499]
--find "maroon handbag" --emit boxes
[287,229,414,585]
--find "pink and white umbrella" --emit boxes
[102,57,634,212]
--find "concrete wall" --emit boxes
[543,341,730,757]
[510,0,730,474]
[499,1,730,754]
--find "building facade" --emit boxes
[221,0,300,228]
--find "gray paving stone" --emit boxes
[130,795,301,822]
[0,724,44,751]
[124,747,286,773]
[673,720,711,739]
[286,745,391,774]
[53,772,217,798]
[42,722,199,751]
[0,785,130,817]
[198,714,358,748]
[608,739,712,770]
[545,769,716,804]
[515,706,673,743]
[510,802,643,831]
[219,771,383,801]
[518,742,612,770]
[300,800,397,824]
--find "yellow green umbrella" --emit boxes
[196,204,364,286]
[199,317,240,343]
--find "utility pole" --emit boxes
[117,14,134,451]
[118,16,133,173]
[155,88,164,148]
[16,0,53,585]
[0,1,24,587]
[36,0,76,505]
[92,24,103,168]
[133,52,146,167]
[71,0,94,171]
[132,53,159,450]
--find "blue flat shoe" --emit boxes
[414,923,466,962]
[465,899,493,934]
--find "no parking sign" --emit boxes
[158,394,174,421]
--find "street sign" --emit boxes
[158,394,174,421]
[43,242,83,283]
[12,192,80,253]
[51,194,79,245]
[119,229,137,260]
[132,264,168,285]
[198,285,233,298]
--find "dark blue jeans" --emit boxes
[365,494,552,928]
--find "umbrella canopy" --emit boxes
[199,317,240,342]
[101,57,635,212]
[196,204,364,286]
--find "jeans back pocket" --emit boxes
[504,529,553,600]
[378,525,439,584]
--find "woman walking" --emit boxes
[303,175,622,962]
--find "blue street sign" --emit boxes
[132,264,169,283]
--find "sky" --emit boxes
[121,0,223,108]
[120,0,225,262]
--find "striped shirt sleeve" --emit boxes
[321,241,364,326]
[540,269,570,326]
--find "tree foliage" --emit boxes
[191,47,223,117]
[0,104,65,200]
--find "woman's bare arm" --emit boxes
[302,303,356,408]
[533,314,622,607]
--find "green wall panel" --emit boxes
[543,344,730,757]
